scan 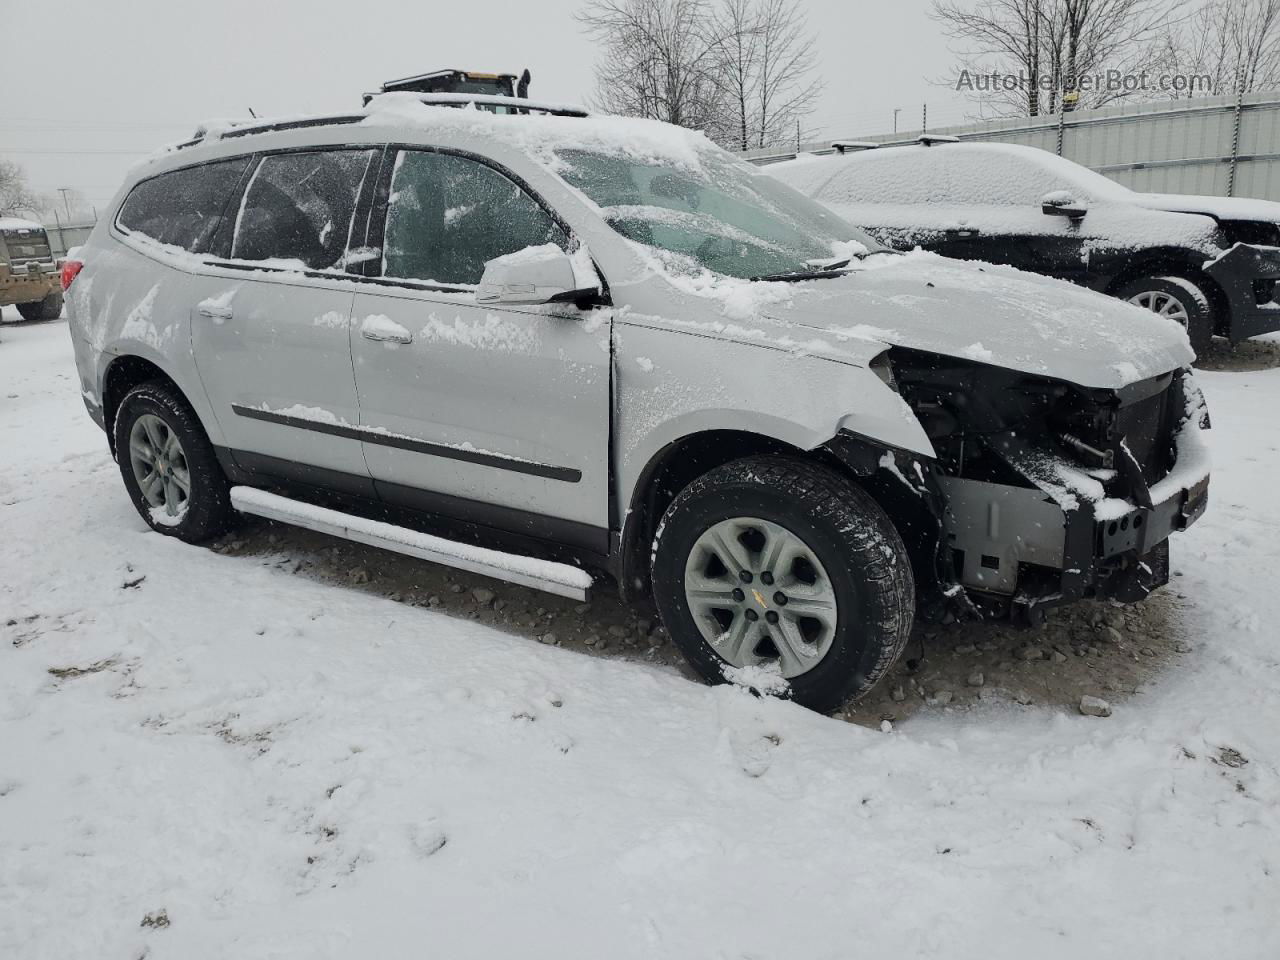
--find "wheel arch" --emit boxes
[101,354,189,455]
[1103,248,1229,333]
[615,426,933,604]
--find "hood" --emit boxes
[1130,192,1280,223]
[760,252,1193,389]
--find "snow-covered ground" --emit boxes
[2,314,1279,959]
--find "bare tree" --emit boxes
[711,0,762,149]
[0,160,40,218]
[1160,0,1280,97]
[935,0,1180,116]
[745,0,823,148]
[576,0,728,135]
[577,0,821,149]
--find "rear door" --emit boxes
[348,148,611,550]
[189,147,378,487]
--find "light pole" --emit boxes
[57,188,72,220]
[893,108,901,134]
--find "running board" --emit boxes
[229,486,592,601]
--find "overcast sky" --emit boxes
[1,0,971,216]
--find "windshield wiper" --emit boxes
[750,266,852,282]
[805,255,854,271]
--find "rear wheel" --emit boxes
[1116,275,1213,357]
[16,289,63,322]
[650,455,915,713]
[114,381,234,543]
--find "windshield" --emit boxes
[553,147,886,280]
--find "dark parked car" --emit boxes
[767,141,1280,355]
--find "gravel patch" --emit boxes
[210,516,1192,727]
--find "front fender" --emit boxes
[613,322,933,508]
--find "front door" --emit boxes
[190,147,378,485]
[349,148,611,550]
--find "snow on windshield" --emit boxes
[553,147,876,280]
[358,95,878,280]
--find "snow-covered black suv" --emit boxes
[768,141,1280,356]
[63,92,1210,712]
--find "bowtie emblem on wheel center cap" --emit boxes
[751,588,768,609]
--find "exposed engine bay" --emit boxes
[837,349,1211,624]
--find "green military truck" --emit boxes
[1,217,63,320]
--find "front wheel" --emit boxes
[114,381,234,543]
[1115,275,1214,357]
[650,456,915,713]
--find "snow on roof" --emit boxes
[764,140,1222,254]
[768,141,1133,207]
[132,94,734,188]
[0,217,45,232]
[359,93,715,172]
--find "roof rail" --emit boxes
[362,91,588,118]
[917,133,961,146]
[177,114,365,151]
[831,140,880,154]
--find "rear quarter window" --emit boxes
[117,157,252,252]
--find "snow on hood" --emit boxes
[755,251,1193,389]
[1129,192,1280,224]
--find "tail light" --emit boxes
[61,259,83,291]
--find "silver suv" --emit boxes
[64,91,1210,711]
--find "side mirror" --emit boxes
[476,244,598,306]
[1041,192,1087,220]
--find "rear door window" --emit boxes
[231,149,375,270]
[381,151,567,286]
[117,157,251,253]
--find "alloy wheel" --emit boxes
[128,413,191,522]
[683,516,839,678]
[1128,290,1189,325]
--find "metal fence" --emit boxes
[744,90,1280,202]
[41,221,96,257]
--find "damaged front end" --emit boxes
[844,349,1210,624]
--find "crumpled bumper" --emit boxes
[937,372,1211,620]
[1203,242,1280,341]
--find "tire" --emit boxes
[1115,275,1213,357]
[16,289,63,322]
[650,455,915,713]
[113,380,234,543]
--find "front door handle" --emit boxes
[360,317,413,344]
[362,329,413,344]
[197,301,233,320]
